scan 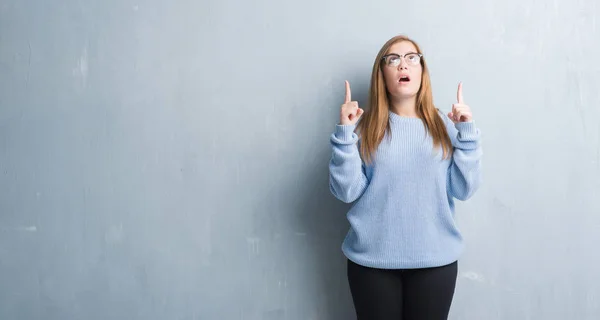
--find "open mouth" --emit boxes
[399,75,410,82]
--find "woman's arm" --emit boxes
[443,113,483,201]
[328,124,369,203]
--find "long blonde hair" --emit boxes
[356,35,452,164]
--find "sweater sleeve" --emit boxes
[442,114,483,201]
[328,124,369,203]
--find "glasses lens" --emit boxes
[385,55,400,66]
[406,54,420,65]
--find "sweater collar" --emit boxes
[388,110,421,123]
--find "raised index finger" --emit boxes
[457,82,464,104]
[345,80,352,103]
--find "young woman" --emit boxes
[328,35,482,319]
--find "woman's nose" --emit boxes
[397,57,409,69]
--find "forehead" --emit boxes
[386,41,418,55]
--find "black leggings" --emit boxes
[347,259,458,320]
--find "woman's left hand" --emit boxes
[448,82,473,123]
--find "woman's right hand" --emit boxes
[340,80,364,125]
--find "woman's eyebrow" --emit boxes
[386,51,418,55]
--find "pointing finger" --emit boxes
[345,80,352,104]
[457,82,464,104]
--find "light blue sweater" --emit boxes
[329,110,482,269]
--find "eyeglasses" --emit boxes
[381,53,423,67]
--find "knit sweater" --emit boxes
[328,110,482,269]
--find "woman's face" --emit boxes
[382,41,423,100]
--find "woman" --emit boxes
[328,35,482,319]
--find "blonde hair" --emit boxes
[357,35,452,164]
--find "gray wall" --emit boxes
[1,0,599,319]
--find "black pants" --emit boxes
[347,259,458,320]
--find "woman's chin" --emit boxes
[390,90,418,100]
